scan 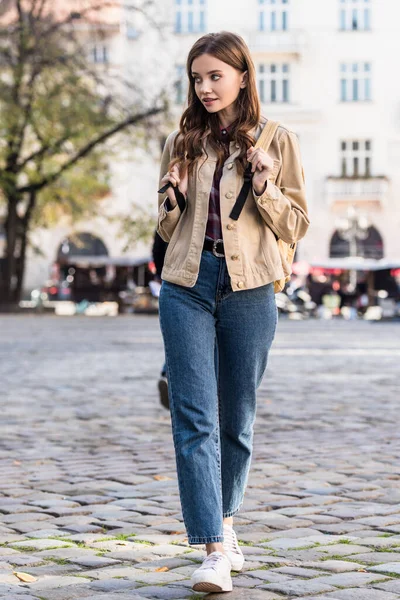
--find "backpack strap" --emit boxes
[229,119,280,221]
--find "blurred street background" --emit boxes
[1,316,400,599]
[1,1,400,598]
[0,0,399,318]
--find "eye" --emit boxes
[211,74,220,81]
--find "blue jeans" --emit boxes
[159,250,278,545]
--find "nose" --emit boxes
[199,80,212,95]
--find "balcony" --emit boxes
[325,177,389,211]
[247,30,306,56]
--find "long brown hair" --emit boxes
[170,31,260,177]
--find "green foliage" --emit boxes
[0,0,164,302]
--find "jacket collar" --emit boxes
[203,115,268,162]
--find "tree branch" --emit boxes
[16,106,163,194]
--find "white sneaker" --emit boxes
[223,524,245,571]
[191,550,233,592]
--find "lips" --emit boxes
[203,98,218,105]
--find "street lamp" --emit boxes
[336,205,369,291]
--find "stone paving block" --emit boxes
[24,574,92,590]
[313,571,390,586]
[0,535,24,545]
[3,319,400,600]
[25,529,71,539]
[209,591,283,599]
[351,536,400,548]
[0,548,24,556]
[83,595,147,600]
[314,543,373,556]
[368,562,400,574]
[271,565,329,577]
[9,522,58,534]
[66,556,122,568]
[35,585,111,600]
[129,557,194,571]
[62,524,105,534]
[2,596,40,600]
[121,586,192,599]
[315,523,373,535]
[0,571,22,584]
[130,533,188,545]
[245,570,294,583]
[88,578,142,591]
[18,563,84,577]
[354,516,400,527]
[303,560,365,572]
[283,548,343,562]
[69,495,112,505]
[260,578,337,595]
[107,544,193,560]
[258,527,324,541]
[372,580,400,593]
[230,574,266,587]
[58,533,111,544]
[323,590,400,599]
[0,583,41,597]
[349,552,400,564]
[2,512,51,524]
[1,553,48,567]
[10,539,72,551]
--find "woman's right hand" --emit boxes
[160,164,188,208]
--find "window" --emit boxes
[259,0,289,32]
[258,63,290,103]
[175,0,206,34]
[339,0,370,31]
[340,62,371,101]
[126,22,139,39]
[91,44,109,64]
[340,140,372,177]
[175,65,187,104]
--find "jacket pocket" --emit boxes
[259,221,282,272]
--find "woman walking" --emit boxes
[157,31,309,593]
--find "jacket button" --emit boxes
[227,223,235,230]
[225,192,233,199]
[231,254,239,261]
[237,281,244,289]
[227,163,233,170]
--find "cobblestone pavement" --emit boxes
[1,314,400,600]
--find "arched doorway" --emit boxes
[57,232,108,259]
[329,226,384,259]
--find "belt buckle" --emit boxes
[212,239,224,258]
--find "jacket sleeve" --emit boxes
[252,129,310,244]
[157,130,182,243]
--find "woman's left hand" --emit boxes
[246,146,275,195]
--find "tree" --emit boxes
[0,0,166,307]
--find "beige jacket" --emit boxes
[157,115,309,292]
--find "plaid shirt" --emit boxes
[205,124,234,241]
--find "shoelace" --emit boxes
[223,526,240,553]
[199,551,225,571]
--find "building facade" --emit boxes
[12,0,400,291]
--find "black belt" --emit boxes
[203,238,225,257]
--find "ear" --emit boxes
[240,71,248,89]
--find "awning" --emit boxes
[309,257,400,271]
[56,255,152,267]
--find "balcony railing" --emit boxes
[326,177,389,208]
[248,30,306,55]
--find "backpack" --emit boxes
[229,119,298,294]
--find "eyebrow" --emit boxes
[191,69,223,76]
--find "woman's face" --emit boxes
[191,53,247,114]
